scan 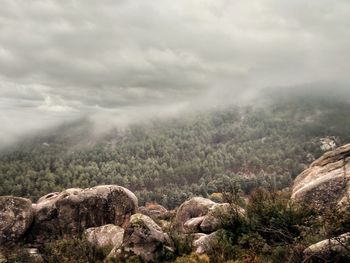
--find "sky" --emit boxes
[0,0,350,148]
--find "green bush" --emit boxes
[170,231,194,257]
[0,247,39,263]
[204,187,320,262]
[247,188,315,245]
[175,253,210,263]
[206,230,243,263]
[40,238,106,263]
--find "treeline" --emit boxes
[1,95,350,208]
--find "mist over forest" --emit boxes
[1,1,350,262]
[1,89,350,209]
[1,0,350,150]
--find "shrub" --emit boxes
[170,231,194,257]
[40,237,106,263]
[247,188,315,245]
[204,187,320,262]
[0,247,39,263]
[175,253,210,263]
[207,230,243,263]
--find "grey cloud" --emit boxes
[0,0,349,148]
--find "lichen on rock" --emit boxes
[0,196,33,245]
[291,144,350,211]
[30,185,138,242]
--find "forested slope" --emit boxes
[1,92,350,208]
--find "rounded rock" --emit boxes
[0,196,33,244]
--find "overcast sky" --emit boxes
[0,0,349,148]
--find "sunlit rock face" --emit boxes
[291,144,350,211]
[0,196,33,245]
[29,185,138,242]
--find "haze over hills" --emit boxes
[1,0,350,151]
[1,90,349,209]
[2,88,350,262]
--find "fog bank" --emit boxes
[1,0,350,149]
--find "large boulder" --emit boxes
[0,196,33,245]
[304,233,350,256]
[291,144,350,211]
[84,224,124,249]
[30,185,137,242]
[175,197,216,233]
[110,213,174,262]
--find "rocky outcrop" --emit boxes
[175,197,216,233]
[175,197,241,234]
[0,196,33,245]
[304,233,350,256]
[291,144,350,211]
[173,197,245,256]
[109,213,174,262]
[84,224,124,249]
[30,185,137,241]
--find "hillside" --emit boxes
[1,92,350,209]
[1,144,350,262]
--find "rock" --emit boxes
[320,137,337,152]
[183,216,205,233]
[304,233,350,255]
[110,213,174,262]
[175,197,240,234]
[200,203,245,233]
[291,144,350,211]
[175,197,216,233]
[84,224,124,249]
[193,232,218,254]
[30,185,137,241]
[0,196,33,245]
[138,203,171,220]
[200,203,229,233]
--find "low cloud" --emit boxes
[0,0,349,148]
